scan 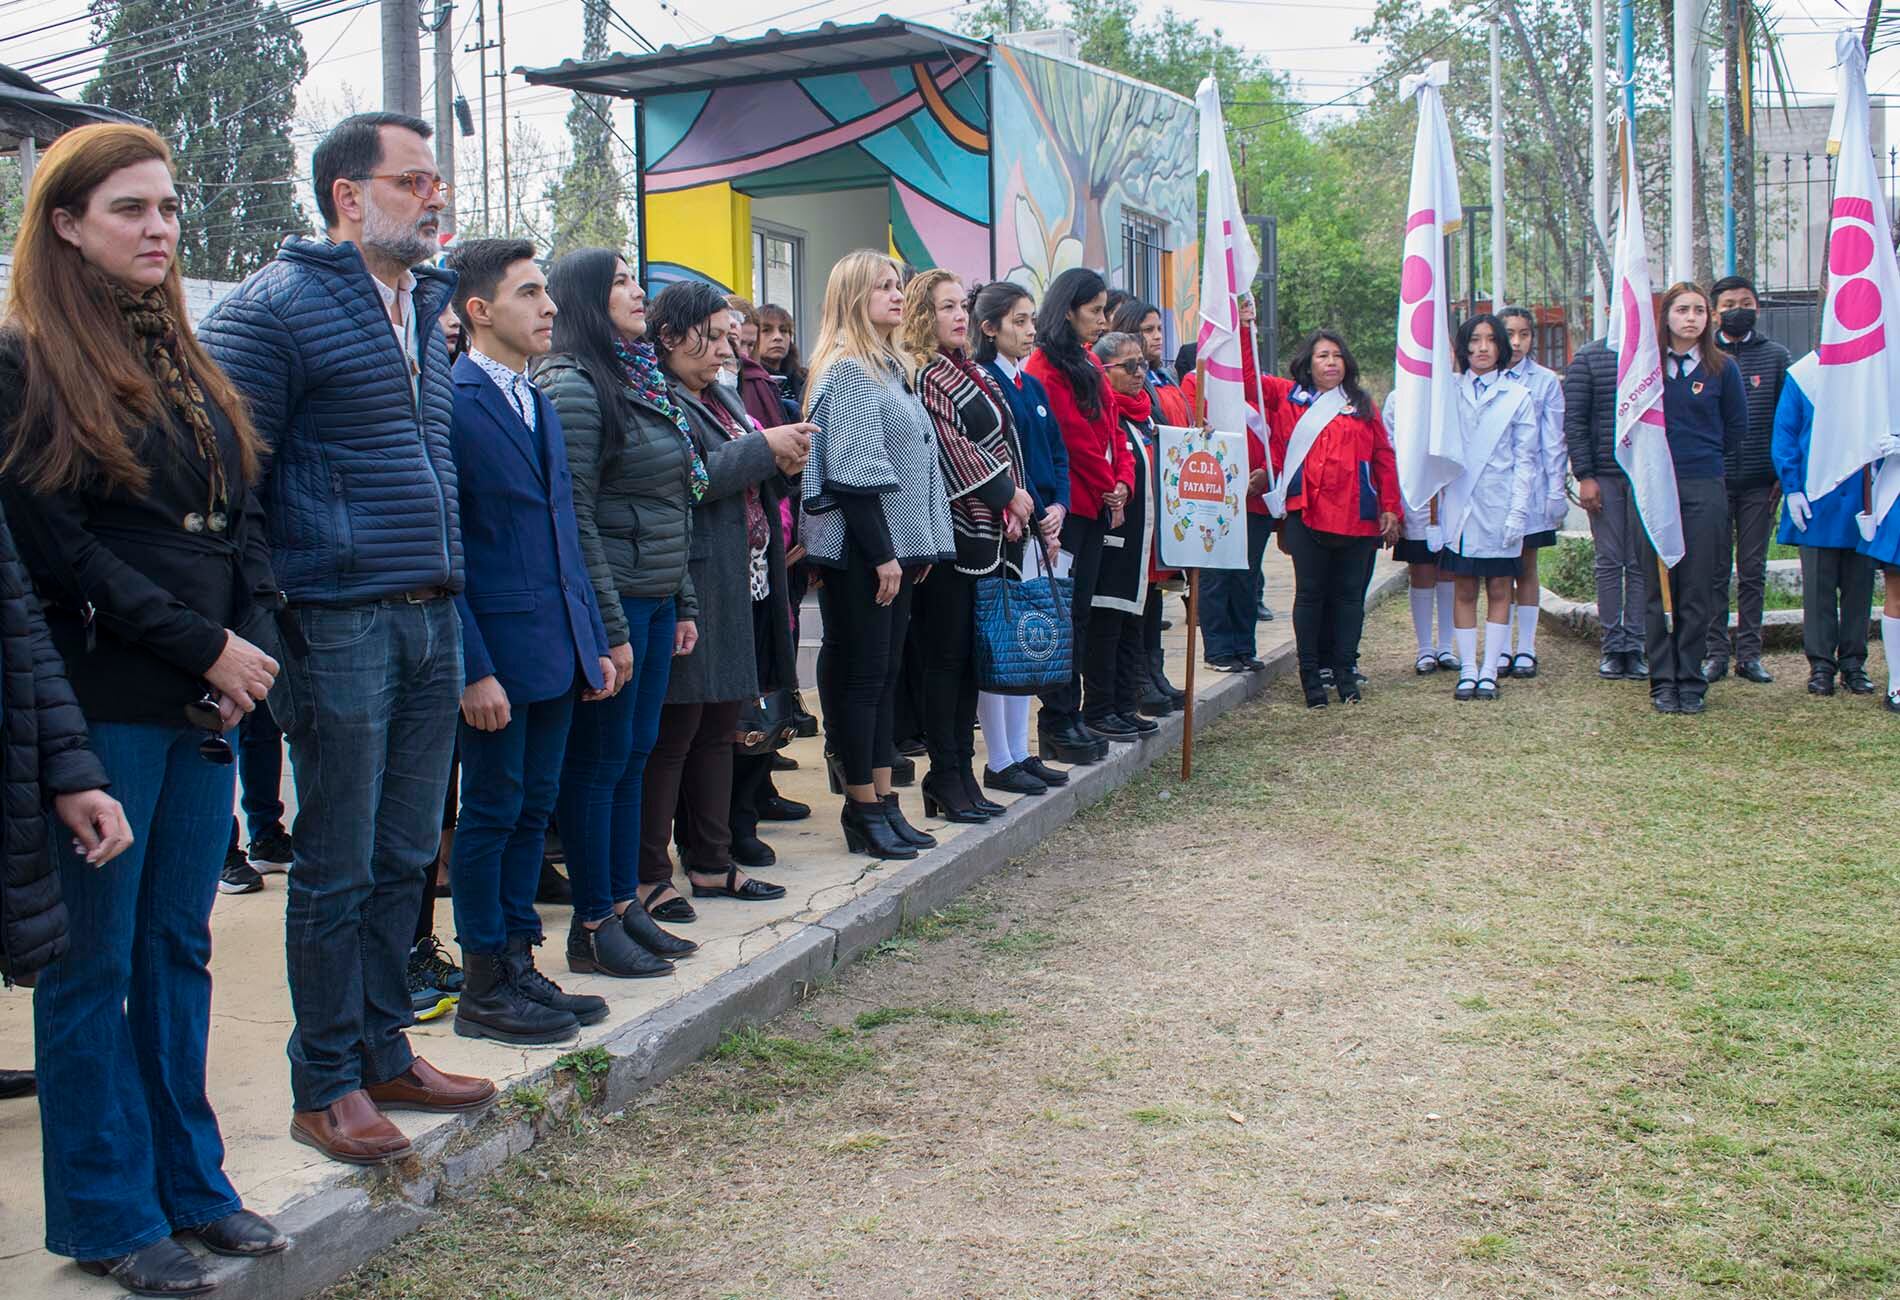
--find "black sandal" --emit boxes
[640,884,697,924]
[690,866,787,902]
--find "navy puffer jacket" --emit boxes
[199,238,463,605]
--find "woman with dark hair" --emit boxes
[1440,313,1537,702]
[639,282,811,908]
[756,303,806,416]
[537,248,702,970]
[0,123,286,1294]
[1260,329,1401,708]
[1087,330,1163,737]
[1024,267,1132,765]
[1110,299,1190,428]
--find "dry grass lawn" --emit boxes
[325,602,1900,1299]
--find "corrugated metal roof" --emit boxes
[519,15,989,99]
[0,64,146,150]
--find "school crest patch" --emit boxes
[1692,381,1705,395]
[1751,373,1762,388]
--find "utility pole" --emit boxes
[381,0,423,115]
[431,0,456,238]
[1489,14,1506,307]
[1591,0,1607,332]
[1005,0,1019,31]
[498,0,511,232]
[468,0,493,230]
[1670,0,1694,281]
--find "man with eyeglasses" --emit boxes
[201,112,496,1167]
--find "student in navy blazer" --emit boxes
[442,241,616,1048]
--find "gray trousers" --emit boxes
[1800,544,1875,674]
[1639,476,1728,698]
[1588,475,1648,652]
[1709,482,1780,665]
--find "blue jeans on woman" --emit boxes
[34,723,240,1260]
[557,595,676,925]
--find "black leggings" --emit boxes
[817,542,917,788]
[1084,605,1146,719]
[911,564,978,774]
[1040,511,1107,727]
[1282,511,1377,683]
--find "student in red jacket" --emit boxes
[1024,268,1134,764]
[1261,329,1401,708]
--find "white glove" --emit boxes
[1857,510,1878,543]
[1786,492,1811,531]
[1504,511,1528,538]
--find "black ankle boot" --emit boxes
[504,935,608,1025]
[959,766,1005,817]
[455,950,579,1045]
[78,1237,217,1296]
[619,899,699,958]
[731,832,777,867]
[841,797,918,859]
[568,916,674,979]
[881,793,937,849]
[921,770,988,823]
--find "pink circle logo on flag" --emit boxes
[1820,196,1887,366]
[1831,225,1875,277]
[1400,255,1433,304]
[1410,302,1435,349]
[1836,277,1882,331]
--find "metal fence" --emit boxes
[1754,148,1900,353]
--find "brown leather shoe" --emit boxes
[289,1089,413,1165]
[365,1057,498,1113]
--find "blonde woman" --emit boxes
[803,251,955,859]
[903,269,1036,822]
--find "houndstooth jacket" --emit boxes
[802,355,955,568]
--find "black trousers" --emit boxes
[912,564,979,773]
[1084,605,1146,719]
[640,699,740,883]
[731,597,787,840]
[1801,544,1875,673]
[1639,475,1728,699]
[816,541,917,787]
[1040,511,1107,728]
[1282,511,1377,684]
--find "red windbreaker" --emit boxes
[1260,374,1400,538]
[1024,348,1135,521]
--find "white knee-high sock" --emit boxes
[1436,581,1458,652]
[1006,695,1032,767]
[1453,626,1479,678]
[1498,602,1516,667]
[1409,588,1435,655]
[1885,615,1900,698]
[978,692,1016,769]
[1480,621,1511,683]
[1516,604,1539,659]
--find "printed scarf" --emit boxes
[115,283,227,519]
[614,337,708,502]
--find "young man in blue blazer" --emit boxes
[442,239,623,1046]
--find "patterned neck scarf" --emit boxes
[115,283,226,517]
[613,337,708,502]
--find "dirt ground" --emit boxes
[327,602,1900,1300]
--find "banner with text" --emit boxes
[1158,424,1248,570]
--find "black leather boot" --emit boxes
[619,899,699,958]
[959,765,1005,816]
[504,935,608,1026]
[841,798,918,859]
[881,793,937,849]
[78,1237,217,1296]
[454,951,578,1045]
[1040,719,1107,764]
[568,915,674,979]
[921,770,988,823]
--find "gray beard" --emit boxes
[362,199,436,267]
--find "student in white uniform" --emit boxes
[1498,306,1569,678]
[1440,313,1538,701]
[1383,389,1460,675]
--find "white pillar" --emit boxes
[1591,0,1608,332]
[1490,15,1507,307]
[1669,0,1695,282]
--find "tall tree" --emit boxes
[85,0,307,283]
[548,0,629,256]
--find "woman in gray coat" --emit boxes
[636,282,812,909]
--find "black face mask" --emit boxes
[1720,307,1757,337]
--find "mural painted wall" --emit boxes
[641,58,992,291]
[988,44,1198,346]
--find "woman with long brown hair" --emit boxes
[0,124,289,1294]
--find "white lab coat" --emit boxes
[1442,371,1538,559]
[1383,388,1463,543]
[1504,354,1570,531]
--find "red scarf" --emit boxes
[1111,385,1153,424]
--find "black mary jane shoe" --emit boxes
[921,772,989,823]
[1453,676,1478,702]
[78,1237,216,1297]
[1021,755,1069,787]
[1435,650,1461,673]
[190,1208,289,1259]
[619,898,698,957]
[1510,653,1538,679]
[1415,653,1440,675]
[880,794,937,850]
[1885,691,1900,714]
[1473,678,1499,702]
[730,833,777,868]
[984,763,1046,796]
[758,795,811,822]
[690,865,788,902]
[568,915,674,979]
[640,885,697,925]
[842,798,919,860]
[959,769,1007,817]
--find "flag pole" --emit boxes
[1182,359,1209,781]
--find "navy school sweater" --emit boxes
[1660,354,1747,480]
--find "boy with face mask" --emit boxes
[1707,275,1791,685]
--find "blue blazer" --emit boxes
[984,359,1071,514]
[450,353,609,702]
[1772,366,1865,551]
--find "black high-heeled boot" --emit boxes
[921,770,988,823]
[881,793,937,849]
[959,765,1005,817]
[825,751,847,795]
[841,797,918,859]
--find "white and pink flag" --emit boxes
[1814,30,1900,528]
[1390,61,1465,515]
[1193,74,1261,443]
[1608,115,1684,568]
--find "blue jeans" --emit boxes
[237,704,286,840]
[272,598,462,1112]
[35,723,240,1259]
[558,595,675,925]
[1202,512,1272,660]
[450,686,576,954]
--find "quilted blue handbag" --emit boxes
[973,570,1074,695]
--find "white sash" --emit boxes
[1265,385,1349,518]
[1442,375,1524,544]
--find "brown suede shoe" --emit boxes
[365,1057,498,1113]
[289,1089,413,1165]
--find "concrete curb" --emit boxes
[204,566,1410,1299]
[1538,586,1877,651]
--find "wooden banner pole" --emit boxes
[1657,553,1673,633]
[1182,357,1210,781]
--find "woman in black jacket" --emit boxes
[0,125,287,1295]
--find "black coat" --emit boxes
[0,343,278,727]
[0,506,109,985]
[1715,332,1791,489]
[1562,340,1621,483]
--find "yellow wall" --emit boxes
[645,183,752,292]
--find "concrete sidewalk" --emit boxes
[0,551,1398,1298]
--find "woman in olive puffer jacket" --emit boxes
[537,249,701,975]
